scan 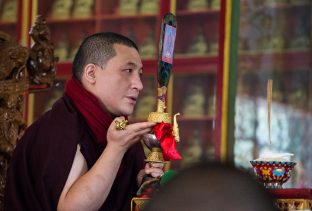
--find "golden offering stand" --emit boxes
[132,86,181,211]
[144,86,180,163]
[131,197,150,211]
[132,12,180,211]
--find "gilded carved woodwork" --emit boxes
[276,199,312,211]
[27,15,57,89]
[0,31,29,206]
[0,15,56,207]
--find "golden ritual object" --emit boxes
[72,0,94,18]
[271,189,312,211]
[50,0,73,19]
[1,0,17,22]
[131,197,149,211]
[132,13,179,211]
[145,147,164,163]
[143,13,180,164]
[276,198,312,210]
[147,87,171,124]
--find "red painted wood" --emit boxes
[270,188,312,199]
[215,0,227,160]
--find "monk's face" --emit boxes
[93,44,143,116]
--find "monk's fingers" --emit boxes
[125,127,154,143]
[108,119,155,147]
[145,166,164,178]
[150,162,164,169]
[126,121,156,132]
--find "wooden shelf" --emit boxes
[173,56,219,73]
[99,13,157,21]
[55,55,219,77]
[129,116,215,125]
[45,17,96,24]
[0,21,17,26]
[177,9,220,17]
[178,116,215,122]
[55,59,159,77]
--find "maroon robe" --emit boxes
[5,95,145,211]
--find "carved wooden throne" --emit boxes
[0,15,57,208]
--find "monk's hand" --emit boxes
[106,117,155,153]
[144,162,164,178]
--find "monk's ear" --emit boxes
[83,63,96,84]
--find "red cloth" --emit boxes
[65,78,113,144]
[153,122,182,161]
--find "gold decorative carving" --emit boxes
[0,32,29,82]
[0,15,57,207]
[0,31,29,207]
[276,199,312,211]
[27,15,58,90]
[147,111,171,123]
[131,197,149,211]
[172,113,180,142]
[145,147,164,163]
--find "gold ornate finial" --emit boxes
[158,86,167,96]
[173,113,180,142]
[145,147,165,163]
[147,86,172,123]
[147,111,171,123]
[156,86,167,113]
